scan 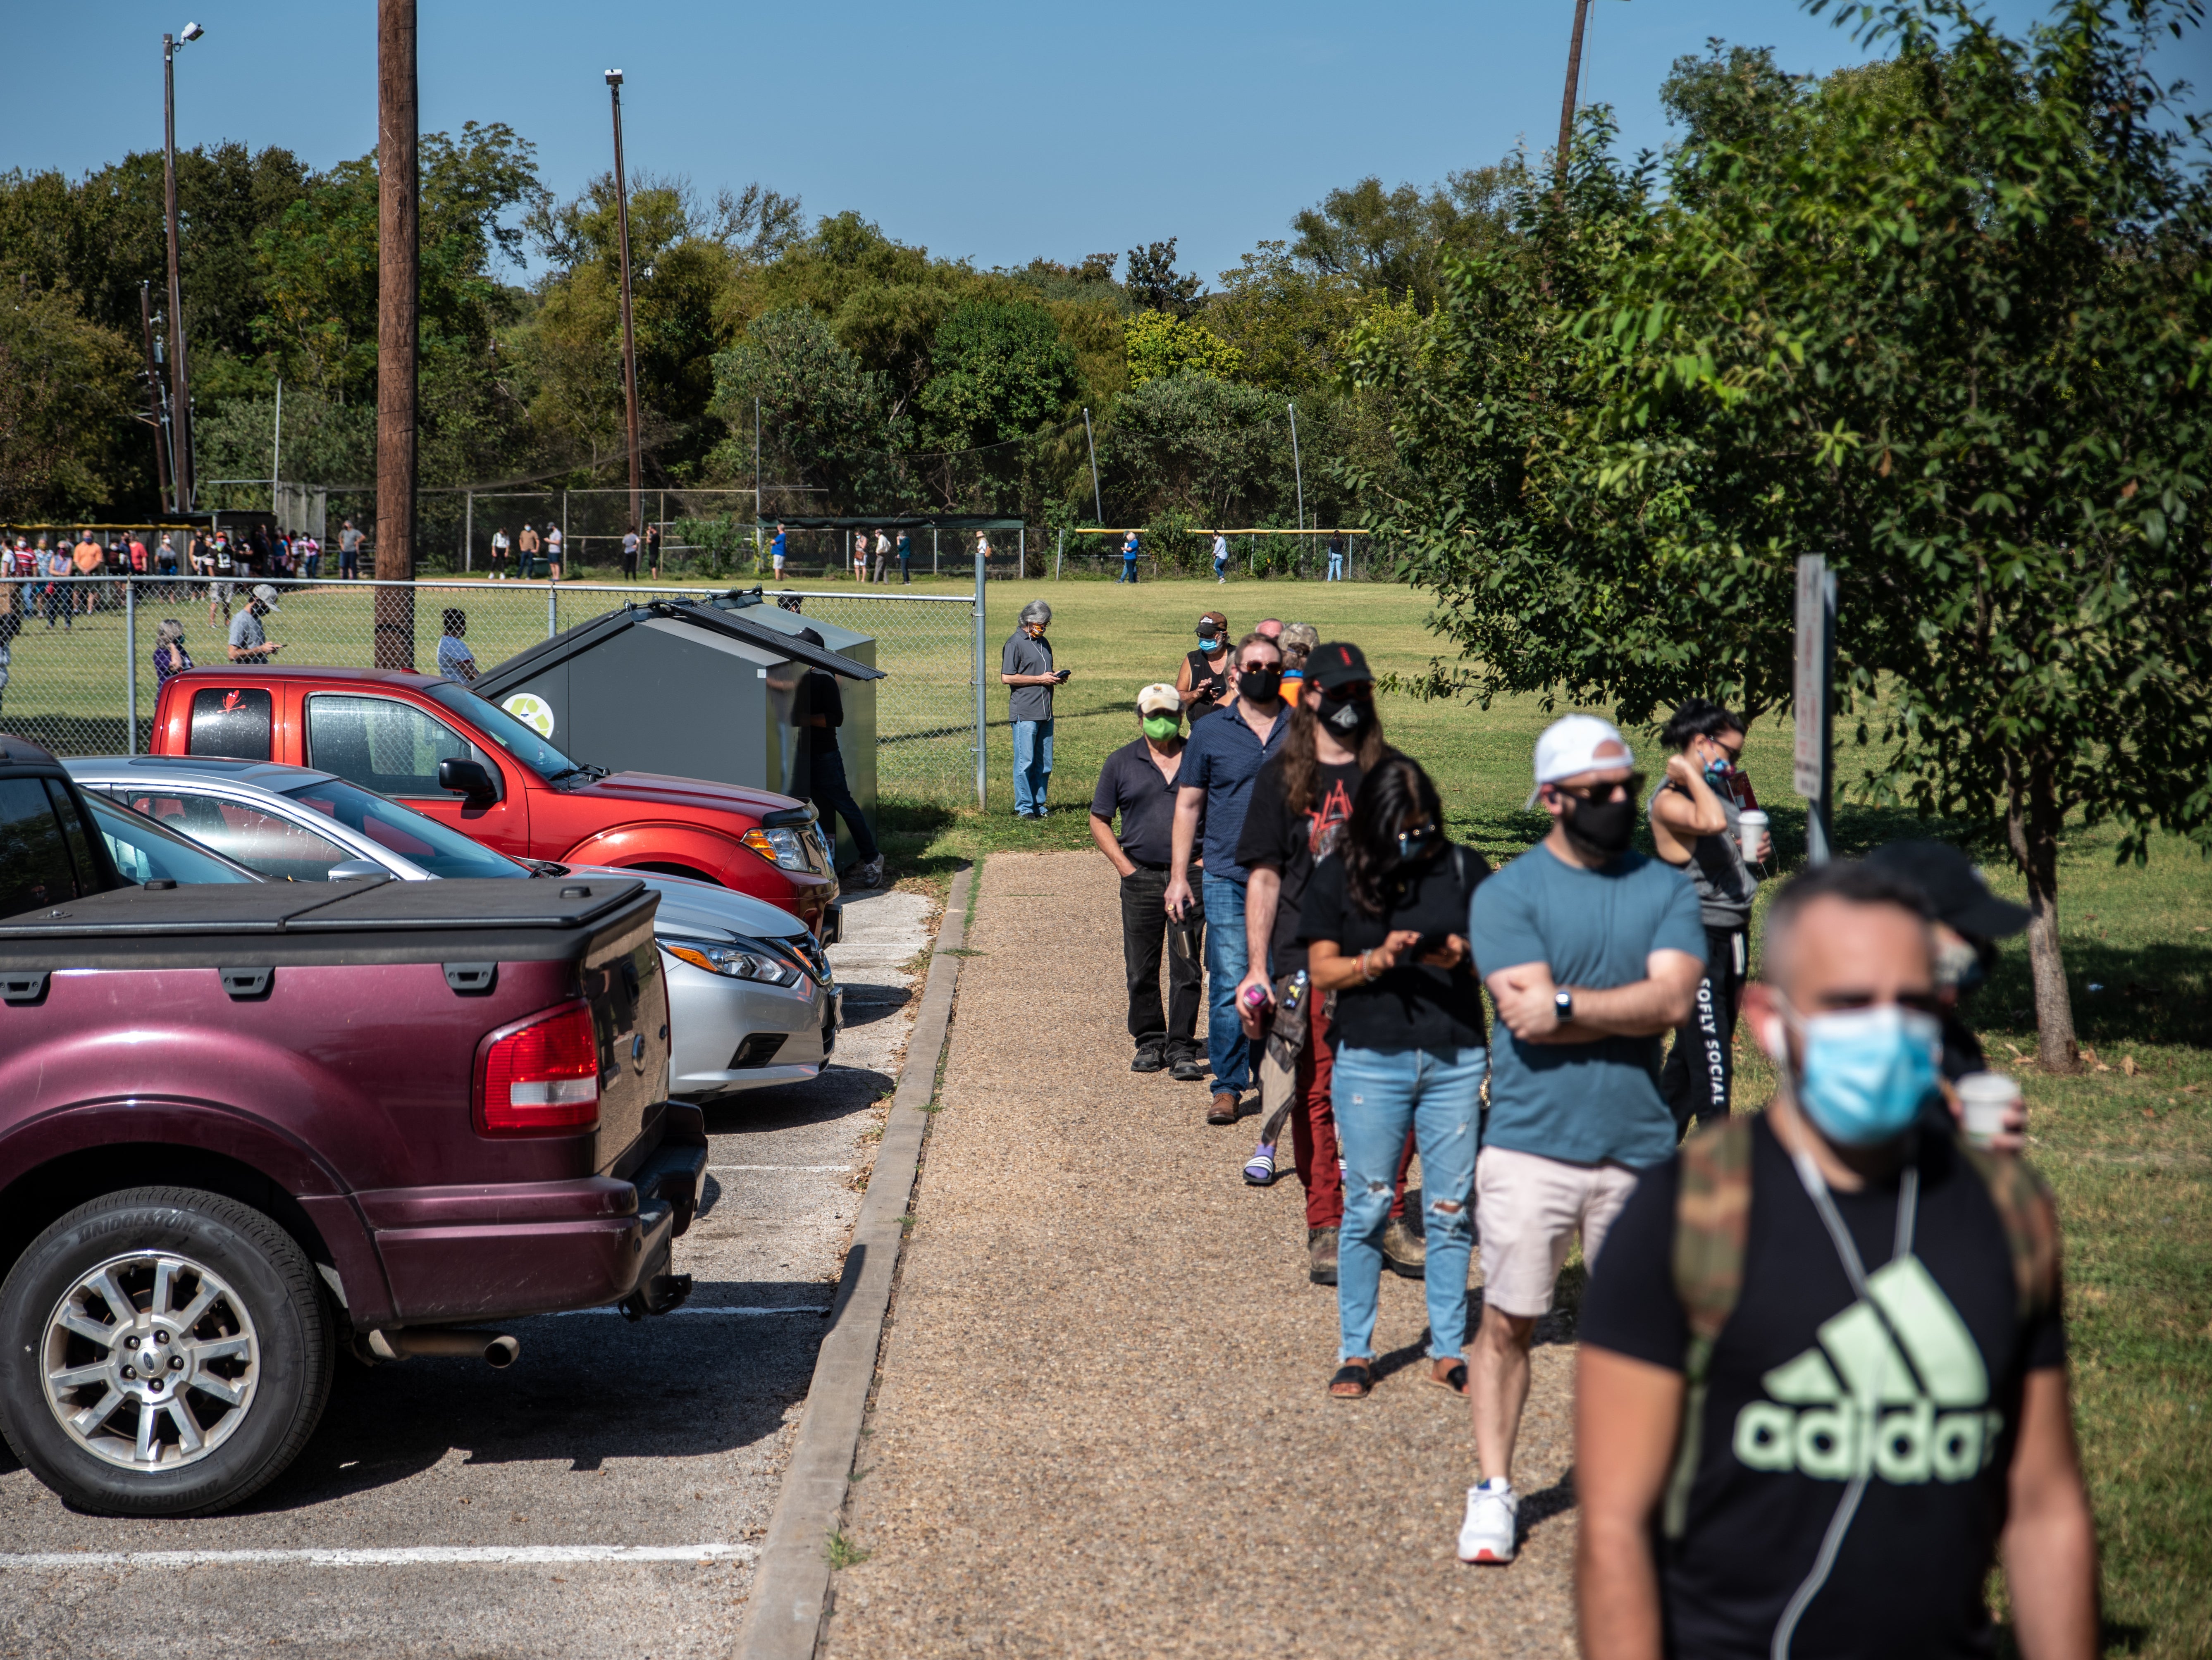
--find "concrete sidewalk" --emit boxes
[823,852,1581,1658]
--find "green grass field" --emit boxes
[878,575,2208,1658]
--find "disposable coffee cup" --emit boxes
[1957,1072,2021,1147]
[1736,810,1769,864]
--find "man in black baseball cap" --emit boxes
[1865,839,2030,1081]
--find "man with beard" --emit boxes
[1458,715,1706,1565]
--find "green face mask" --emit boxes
[1142,715,1179,742]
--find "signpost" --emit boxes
[1794,553,1837,865]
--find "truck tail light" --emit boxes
[477,1001,601,1135]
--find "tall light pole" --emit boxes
[162,21,204,515]
[375,0,418,666]
[607,70,645,549]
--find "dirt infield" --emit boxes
[823,850,1581,1658]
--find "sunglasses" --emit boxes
[1551,773,1646,803]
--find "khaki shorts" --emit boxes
[1475,1144,1642,1318]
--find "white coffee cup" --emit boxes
[1957,1071,2021,1147]
[1736,809,1769,865]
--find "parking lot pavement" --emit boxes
[0,885,941,1660]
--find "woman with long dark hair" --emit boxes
[1299,755,1491,1399]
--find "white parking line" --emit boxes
[706,1164,854,1172]
[548,1305,832,1318]
[0,1544,758,1569]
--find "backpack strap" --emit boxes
[1957,1142,2061,1327]
[1663,1114,1754,1540]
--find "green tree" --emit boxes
[1123,310,1243,387]
[1291,166,1519,312]
[1124,239,1201,318]
[0,279,138,518]
[709,306,899,511]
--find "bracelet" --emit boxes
[1360,949,1380,983]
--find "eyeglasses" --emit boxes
[1551,773,1646,803]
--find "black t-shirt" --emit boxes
[1298,844,1490,1052]
[1234,751,1369,978]
[1185,648,1231,720]
[799,670,843,754]
[1090,736,1186,869]
[1580,1114,2067,1660]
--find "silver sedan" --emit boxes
[64,755,839,1099]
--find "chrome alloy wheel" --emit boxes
[42,1250,261,1472]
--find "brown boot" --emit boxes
[1308,1226,1340,1286]
[1206,1090,1239,1126]
[1382,1217,1427,1280]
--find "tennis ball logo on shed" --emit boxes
[503,693,556,737]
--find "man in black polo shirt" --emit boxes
[1091,684,1205,1076]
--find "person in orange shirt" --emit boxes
[72,532,104,615]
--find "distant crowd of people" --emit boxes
[1011,601,2092,1655]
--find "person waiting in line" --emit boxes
[1574,859,2092,1660]
[152,618,194,685]
[620,524,641,582]
[42,539,73,630]
[1301,756,1491,1399]
[770,522,788,582]
[1176,611,1233,724]
[1648,698,1772,1137]
[515,522,538,580]
[1277,622,1318,697]
[1164,630,1291,1126]
[895,528,913,584]
[795,628,885,890]
[544,521,565,582]
[1459,715,1706,1566]
[227,584,285,665]
[853,530,870,583]
[489,525,510,579]
[645,520,662,580]
[0,596,17,718]
[1235,641,1419,1287]
[73,529,104,615]
[1119,529,1140,584]
[437,609,479,683]
[1000,600,1067,819]
[873,528,891,583]
[1091,684,1206,1078]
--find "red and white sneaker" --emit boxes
[1457,1479,1518,1564]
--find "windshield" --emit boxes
[280,777,529,880]
[425,682,588,783]
[84,792,262,886]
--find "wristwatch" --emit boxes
[1554,989,1575,1022]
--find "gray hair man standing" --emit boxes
[1000,599,1068,818]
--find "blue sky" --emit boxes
[7,1,2203,284]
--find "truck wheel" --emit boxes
[0,1186,334,1517]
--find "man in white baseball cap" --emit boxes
[1453,713,1707,1566]
[227,584,285,664]
[1090,682,1204,1076]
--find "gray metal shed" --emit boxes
[471,596,884,861]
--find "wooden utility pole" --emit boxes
[375,0,418,667]
[137,280,173,508]
[1556,0,1593,190]
[162,28,199,515]
[607,70,645,553]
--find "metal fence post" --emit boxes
[124,578,138,754]
[464,490,473,572]
[1055,529,1064,581]
[973,539,986,812]
[1018,525,1025,580]
[547,578,557,639]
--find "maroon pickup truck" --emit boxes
[0,735,707,1517]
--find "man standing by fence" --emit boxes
[339,520,363,580]
[1001,599,1067,820]
[1120,530,1140,584]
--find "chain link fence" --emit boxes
[0,575,985,807]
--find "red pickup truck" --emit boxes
[0,735,706,1516]
[150,666,839,936]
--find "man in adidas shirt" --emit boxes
[1575,861,2094,1660]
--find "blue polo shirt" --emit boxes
[1176,700,1287,884]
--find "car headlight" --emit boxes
[664,936,802,986]
[741,825,811,871]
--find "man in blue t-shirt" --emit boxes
[1163,630,1288,1123]
[1456,713,1706,1567]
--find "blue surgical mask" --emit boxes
[1703,756,1735,787]
[1785,1002,1941,1147]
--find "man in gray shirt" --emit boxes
[1000,599,1068,818]
[227,584,285,664]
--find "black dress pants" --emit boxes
[1661,924,1744,1136]
[1119,865,1204,1060]
[807,746,879,866]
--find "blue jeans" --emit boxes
[1327,552,1344,580]
[1201,872,1251,1090]
[1333,1044,1486,1362]
[1012,718,1052,816]
[1119,557,1137,584]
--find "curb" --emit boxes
[735,863,974,1660]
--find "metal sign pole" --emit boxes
[1794,553,1836,864]
[973,537,987,811]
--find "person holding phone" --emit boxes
[1300,755,1491,1400]
[1000,599,1068,818]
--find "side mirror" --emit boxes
[327,859,387,881]
[438,757,499,804]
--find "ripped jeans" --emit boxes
[1331,1043,1486,1363]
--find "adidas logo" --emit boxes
[1731,1255,2004,1485]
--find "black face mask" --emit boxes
[1318,691,1374,739]
[1240,667,1283,704]
[1563,792,1636,859]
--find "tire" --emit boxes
[0,1186,334,1517]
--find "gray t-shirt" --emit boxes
[228,609,268,658]
[1648,780,1757,929]
[1002,630,1055,723]
[1469,842,1707,1169]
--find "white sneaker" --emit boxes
[1457,1479,1518,1565]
